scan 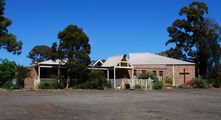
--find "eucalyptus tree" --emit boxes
[28,45,51,63]
[166,1,221,78]
[57,25,91,88]
[0,0,22,55]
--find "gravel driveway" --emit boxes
[0,89,221,120]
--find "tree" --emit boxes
[57,25,91,88]
[0,59,16,86]
[158,47,186,60]
[15,65,30,88]
[205,18,221,79]
[28,45,51,63]
[166,1,221,79]
[50,42,59,60]
[0,0,22,55]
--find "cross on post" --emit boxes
[179,68,189,83]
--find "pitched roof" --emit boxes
[129,53,194,65]
[37,59,66,65]
[90,60,104,67]
[102,55,124,67]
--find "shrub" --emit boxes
[0,59,16,86]
[153,80,163,90]
[2,81,17,90]
[213,79,221,88]
[78,70,110,90]
[194,78,206,88]
[125,84,130,89]
[134,84,142,89]
[185,80,196,88]
[38,83,49,89]
[164,77,172,85]
[16,65,30,89]
[164,77,173,88]
[38,82,62,89]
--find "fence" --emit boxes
[109,78,153,90]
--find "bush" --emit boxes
[38,82,63,89]
[2,81,17,90]
[16,65,30,88]
[164,77,173,88]
[194,78,206,88]
[153,80,163,90]
[134,84,142,89]
[164,77,172,85]
[185,80,196,88]
[213,79,221,88]
[78,70,110,90]
[0,59,16,86]
[125,84,130,89]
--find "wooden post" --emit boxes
[132,67,134,79]
[107,69,109,81]
[38,65,40,82]
[172,65,175,86]
[58,67,60,83]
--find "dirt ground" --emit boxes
[0,88,221,120]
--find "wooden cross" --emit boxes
[179,68,189,83]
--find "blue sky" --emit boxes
[2,0,221,65]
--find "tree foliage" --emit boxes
[0,0,22,55]
[56,25,91,88]
[166,1,221,78]
[28,45,51,63]
[16,65,30,88]
[158,47,186,60]
[78,70,110,90]
[0,59,16,86]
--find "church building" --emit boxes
[24,52,195,90]
[91,53,195,88]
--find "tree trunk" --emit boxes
[199,55,208,79]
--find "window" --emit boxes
[134,70,137,76]
[159,71,163,76]
[142,70,146,74]
[159,71,163,81]
[153,70,157,76]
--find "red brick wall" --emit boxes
[131,64,195,86]
[173,65,195,86]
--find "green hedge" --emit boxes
[2,81,17,90]
[78,70,110,90]
[194,78,206,88]
[38,82,63,89]
[153,80,163,90]
[213,79,221,88]
[134,84,142,89]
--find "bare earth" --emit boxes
[0,89,221,120]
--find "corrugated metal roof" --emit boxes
[37,59,66,65]
[129,53,194,65]
[102,55,124,67]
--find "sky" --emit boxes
[1,0,221,65]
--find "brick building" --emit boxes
[92,53,195,88]
[25,52,195,90]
